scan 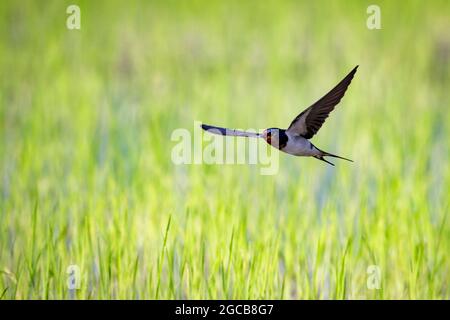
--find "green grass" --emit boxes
[0,0,449,299]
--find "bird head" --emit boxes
[262,128,281,146]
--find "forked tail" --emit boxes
[315,149,353,166]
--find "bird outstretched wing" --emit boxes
[201,124,260,138]
[286,66,358,139]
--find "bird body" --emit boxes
[278,131,319,157]
[201,66,358,166]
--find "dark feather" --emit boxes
[287,66,358,139]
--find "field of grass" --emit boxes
[0,0,449,299]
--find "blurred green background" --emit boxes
[0,0,449,299]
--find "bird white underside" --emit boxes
[280,132,321,157]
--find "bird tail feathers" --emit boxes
[321,151,353,162]
[315,148,353,166]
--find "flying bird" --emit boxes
[201,66,358,166]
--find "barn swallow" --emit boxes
[201,66,358,166]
